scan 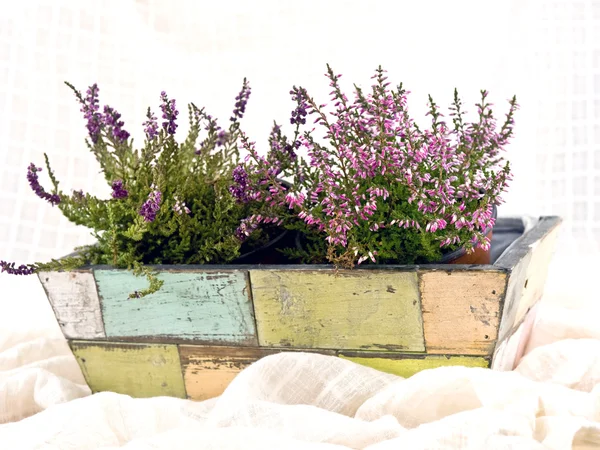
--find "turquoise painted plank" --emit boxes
[95,270,257,345]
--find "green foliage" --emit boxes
[30,81,262,297]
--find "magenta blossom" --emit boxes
[237,65,517,266]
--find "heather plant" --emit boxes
[232,65,517,267]
[1,79,273,297]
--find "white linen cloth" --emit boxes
[0,274,599,449]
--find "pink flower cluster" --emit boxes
[234,214,283,241]
[235,66,517,265]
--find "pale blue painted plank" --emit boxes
[95,270,256,345]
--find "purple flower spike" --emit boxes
[81,83,102,143]
[103,105,130,143]
[139,186,162,222]
[229,165,250,203]
[216,130,228,147]
[27,163,60,206]
[143,108,159,140]
[230,78,251,122]
[290,86,309,125]
[159,92,179,135]
[268,123,298,160]
[111,179,128,199]
[0,260,35,275]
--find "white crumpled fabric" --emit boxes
[1,296,600,449]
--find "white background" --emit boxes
[0,0,598,334]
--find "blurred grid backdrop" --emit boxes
[0,0,598,290]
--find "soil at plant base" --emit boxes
[234,226,295,265]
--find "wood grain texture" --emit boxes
[180,345,339,400]
[70,341,186,398]
[419,270,506,355]
[340,352,490,378]
[179,346,268,400]
[251,270,425,351]
[496,217,561,343]
[38,270,105,339]
[95,269,257,345]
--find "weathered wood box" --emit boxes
[39,216,561,401]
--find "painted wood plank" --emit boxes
[250,270,425,351]
[95,270,257,345]
[491,302,539,371]
[494,216,561,269]
[419,270,506,355]
[339,352,490,378]
[495,217,562,343]
[70,341,186,398]
[38,270,105,339]
[179,345,335,401]
[89,263,500,271]
[179,346,273,401]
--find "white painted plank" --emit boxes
[38,271,105,339]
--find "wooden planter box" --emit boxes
[39,216,561,401]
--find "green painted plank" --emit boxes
[250,270,425,351]
[71,341,186,398]
[95,270,256,344]
[340,353,490,378]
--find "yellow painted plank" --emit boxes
[340,353,490,378]
[250,270,424,351]
[419,271,506,355]
[71,341,186,398]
